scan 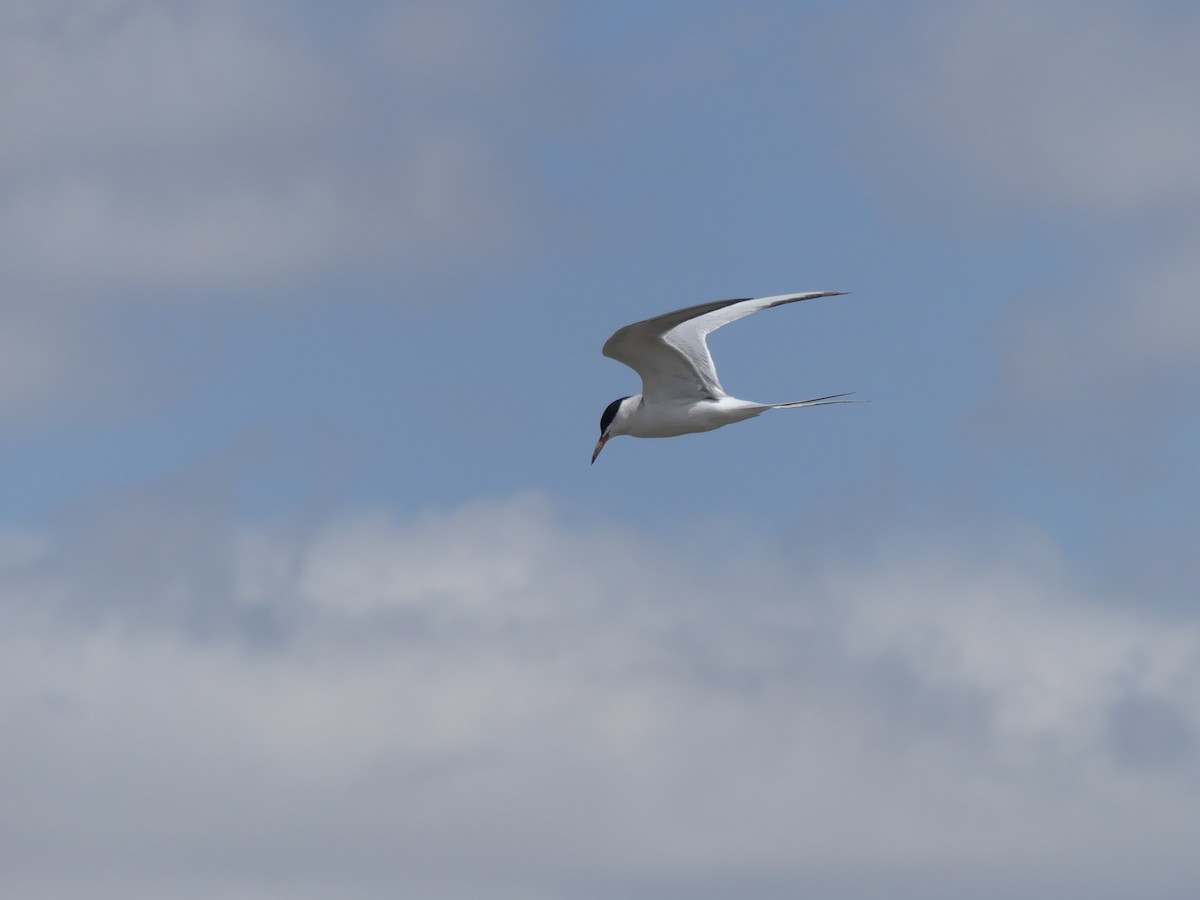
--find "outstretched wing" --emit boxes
[601,292,846,403]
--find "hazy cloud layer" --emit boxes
[868,0,1200,217]
[855,0,1200,420]
[992,235,1200,428]
[0,0,550,420]
[4,493,1198,898]
[0,0,543,294]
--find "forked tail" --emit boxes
[772,392,860,409]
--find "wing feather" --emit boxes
[601,292,846,403]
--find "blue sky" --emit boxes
[3,1,1199,897]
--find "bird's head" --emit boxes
[591,395,635,464]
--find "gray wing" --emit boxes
[601,291,846,403]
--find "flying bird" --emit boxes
[592,291,855,463]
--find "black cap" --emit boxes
[600,396,630,434]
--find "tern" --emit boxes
[592,291,855,463]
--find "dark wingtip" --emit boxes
[767,290,850,309]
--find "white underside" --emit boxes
[625,396,768,438]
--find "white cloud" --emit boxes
[0,315,72,415]
[849,0,1200,417]
[3,492,1199,898]
[0,0,543,295]
[0,309,140,425]
[0,0,550,423]
[992,234,1200,422]
[867,0,1200,217]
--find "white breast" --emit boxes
[627,397,767,438]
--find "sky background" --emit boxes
[3,1,1199,897]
